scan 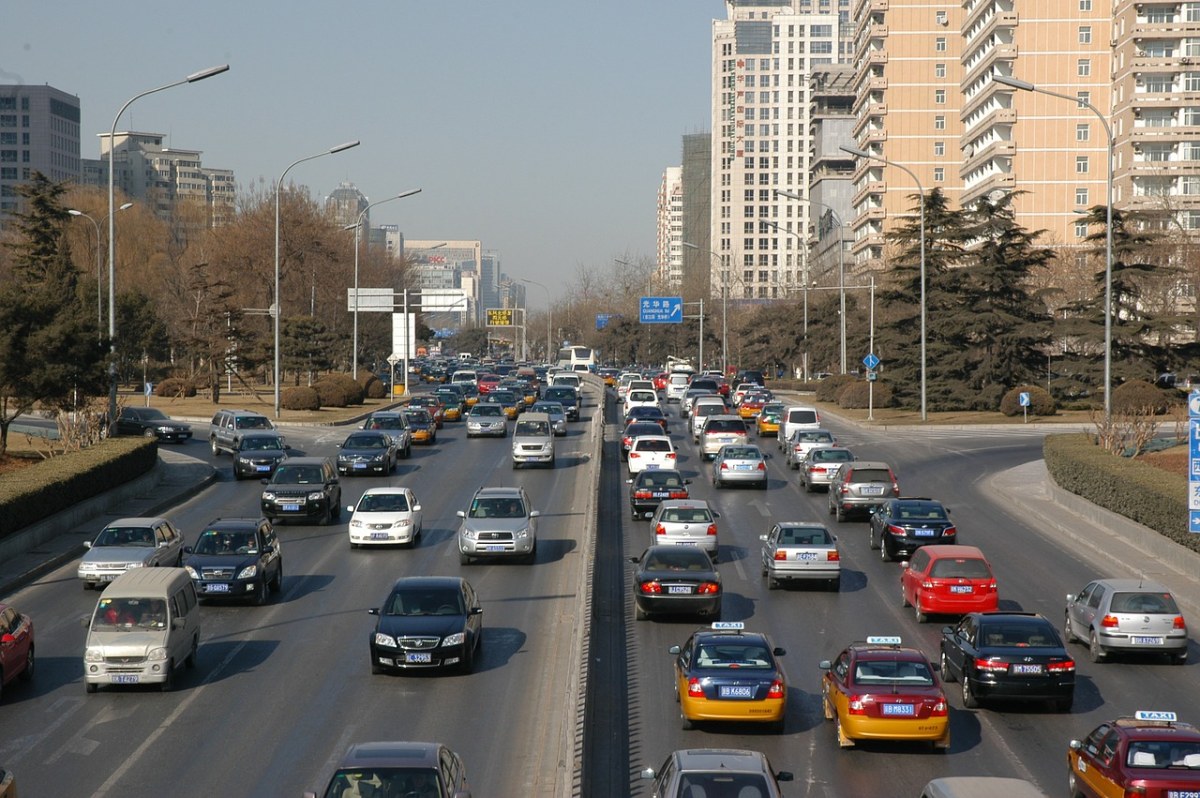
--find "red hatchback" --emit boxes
[476,373,501,394]
[0,603,34,701]
[901,545,997,622]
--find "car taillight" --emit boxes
[986,581,998,592]
[891,482,900,494]
[1125,787,1148,798]
[847,695,867,715]
[1174,615,1187,629]
[697,582,720,594]
[767,680,785,699]
[922,580,935,589]
[1047,660,1076,673]
[655,524,666,535]
[629,452,640,459]
[1101,614,1119,628]
[720,462,729,470]
[669,490,688,499]
[886,524,904,536]
[666,452,676,459]
[839,484,850,495]
[640,581,662,594]
[827,550,840,561]
[930,697,948,717]
[706,524,718,536]
[757,462,766,471]
[622,436,632,447]
[774,550,788,561]
[943,526,957,537]
[687,678,705,698]
[974,658,1009,673]
[634,490,652,499]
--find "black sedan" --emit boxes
[114,407,192,442]
[368,576,483,674]
[629,546,721,621]
[336,431,397,476]
[868,497,956,562]
[938,611,1075,711]
[624,405,669,432]
[231,432,289,480]
[628,469,691,520]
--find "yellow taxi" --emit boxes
[461,385,480,407]
[755,402,785,437]
[1069,711,1200,798]
[820,636,950,751]
[401,408,437,445]
[407,395,445,428]
[486,390,523,420]
[670,622,787,733]
[737,393,768,420]
[433,388,465,421]
[600,368,620,387]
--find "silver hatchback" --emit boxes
[456,486,539,564]
[782,429,836,469]
[651,500,720,560]
[799,446,856,492]
[1064,578,1188,663]
[78,517,186,589]
[711,444,769,489]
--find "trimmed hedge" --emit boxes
[837,381,892,409]
[319,373,365,406]
[999,385,1057,417]
[816,374,857,403]
[0,437,158,540]
[359,374,386,400]
[312,380,350,408]
[1112,379,1175,415]
[281,386,321,411]
[155,377,197,398]
[1044,433,1195,554]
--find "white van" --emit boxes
[82,568,200,693]
[450,369,479,387]
[665,373,691,402]
[779,405,821,448]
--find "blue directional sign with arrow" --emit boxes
[640,296,683,324]
[863,353,880,370]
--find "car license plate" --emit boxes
[675,541,698,546]
[882,703,915,716]
[206,583,230,593]
[719,685,755,699]
[112,674,140,684]
[353,463,367,470]
[646,464,660,470]
[404,652,432,664]
[734,464,752,471]
[720,437,734,443]
[1132,636,1165,645]
[913,528,936,537]
[1168,792,1200,798]
[950,585,974,594]
[651,491,670,498]
[861,485,885,496]
[667,585,693,594]
[370,532,390,541]
[255,465,271,472]
[795,552,818,561]
[282,503,300,512]
[1011,663,1043,674]
[485,545,506,552]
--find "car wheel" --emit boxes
[914,598,926,624]
[349,541,358,550]
[254,579,269,606]
[836,716,855,748]
[19,646,34,682]
[868,528,879,550]
[1172,652,1188,665]
[767,574,779,591]
[830,575,841,592]
[185,636,198,669]
[1088,630,1106,662]
[961,674,979,708]
[371,659,385,675]
[459,551,471,566]
[835,506,846,523]
[83,581,92,590]
[939,651,955,682]
[270,562,283,592]
[160,659,175,692]
[680,712,695,731]
[512,461,519,470]
[822,691,834,720]
[460,641,476,674]
[1053,696,1073,712]
[827,502,835,516]
[804,479,814,493]
[879,540,892,562]
[635,605,647,621]
[770,717,785,734]
[86,682,98,694]
[901,585,910,607]
[1063,614,1077,643]
[143,428,157,438]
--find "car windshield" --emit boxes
[799,431,834,443]
[721,447,761,459]
[853,658,935,686]
[322,768,441,798]
[896,502,946,520]
[678,774,771,795]
[788,410,818,423]
[193,529,258,555]
[515,421,549,436]
[979,622,1057,648]
[93,526,155,547]
[852,468,894,483]
[344,435,387,450]
[404,410,432,424]
[472,405,502,417]
[639,472,684,488]
[365,417,404,430]
[469,497,527,518]
[138,409,167,420]
[929,558,992,578]
[706,420,745,434]
[662,508,712,524]
[1110,591,1180,614]
[777,526,831,545]
[812,449,853,462]
[273,465,323,484]
[237,416,271,430]
[1125,741,1200,769]
[533,403,563,415]
[240,436,282,451]
[695,642,773,668]
[645,550,711,571]
[94,598,168,630]
[357,493,410,513]
[385,589,465,616]
[635,439,672,452]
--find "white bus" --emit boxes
[557,346,595,372]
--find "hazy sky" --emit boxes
[3,1,728,306]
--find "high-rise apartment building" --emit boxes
[681,133,713,300]
[0,84,80,217]
[808,65,856,281]
[656,166,684,289]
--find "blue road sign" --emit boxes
[1019,392,1031,407]
[640,296,684,324]
[863,353,880,370]
[1190,389,1200,418]
[596,313,617,330]
[1192,510,1200,534]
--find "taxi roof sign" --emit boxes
[866,636,902,646]
[712,622,745,631]
[1135,710,1178,722]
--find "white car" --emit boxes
[778,405,822,447]
[347,487,423,548]
[664,373,691,402]
[690,397,730,441]
[623,388,660,417]
[627,434,677,474]
[616,372,641,400]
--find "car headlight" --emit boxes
[374,633,396,648]
[237,456,252,464]
[515,527,530,539]
[79,562,96,572]
[372,453,386,462]
[461,527,478,541]
[349,519,364,528]
[237,565,258,580]
[262,491,277,501]
[157,425,172,433]
[442,632,465,647]
[85,647,104,662]
[307,491,325,501]
[393,519,411,528]
[147,647,167,662]
[185,566,199,579]
[126,561,145,569]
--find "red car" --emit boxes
[476,373,501,394]
[653,372,669,392]
[901,545,998,623]
[1069,711,1200,798]
[0,603,34,701]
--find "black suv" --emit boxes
[232,432,290,480]
[868,497,956,561]
[260,457,342,525]
[183,517,283,605]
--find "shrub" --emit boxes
[999,385,1057,417]
[837,380,892,409]
[816,374,857,403]
[322,373,365,405]
[281,386,321,411]
[312,380,350,408]
[1112,379,1174,415]
[363,377,387,400]
[154,377,196,398]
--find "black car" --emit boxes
[938,611,1075,711]
[231,432,289,480]
[629,545,721,621]
[183,517,283,605]
[336,431,397,476]
[621,421,669,461]
[542,386,580,420]
[868,498,956,562]
[628,469,691,520]
[308,741,471,798]
[624,405,669,432]
[368,576,483,674]
[114,407,192,442]
[260,457,342,525]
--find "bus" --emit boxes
[556,345,595,372]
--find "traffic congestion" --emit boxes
[0,358,1198,796]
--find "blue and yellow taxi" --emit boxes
[669,622,787,733]
[1069,711,1200,798]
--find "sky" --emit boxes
[3,0,729,306]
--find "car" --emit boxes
[779,404,821,444]
[456,486,539,564]
[869,497,956,560]
[260,457,342,525]
[755,402,785,436]
[665,372,692,402]
[616,372,640,400]
[465,403,507,437]
[670,622,788,732]
[347,487,423,548]
[627,434,677,475]
[336,431,397,476]
[1064,578,1189,664]
[367,576,483,674]
[938,611,1075,711]
[760,522,840,590]
[628,469,691,520]
[731,382,760,405]
[433,387,466,420]
[402,407,438,444]
[629,545,722,621]
[208,409,274,455]
[0,767,14,797]
[623,404,669,432]
[736,392,769,420]
[799,445,856,491]
[305,741,472,798]
[511,412,555,468]
[783,428,837,467]
[77,517,186,589]
[599,367,620,387]
[360,411,413,458]
[828,461,900,522]
[651,499,720,560]
[484,389,523,419]
[621,420,669,461]
[689,398,729,440]
[542,385,580,420]
[114,407,193,442]
[711,444,770,489]
[460,382,480,406]
[680,387,718,418]
[641,748,793,798]
[901,545,998,622]
[477,373,501,394]
[698,415,750,460]
[820,636,950,751]
[231,432,290,480]
[407,394,445,427]
[1068,710,1200,798]
[0,602,35,702]
[529,400,567,435]
[182,517,282,605]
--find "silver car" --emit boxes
[78,517,186,589]
[711,444,770,489]
[697,415,749,460]
[759,522,840,590]
[642,748,793,798]
[529,401,568,435]
[1064,578,1188,663]
[799,446,856,492]
[690,399,729,441]
[783,429,836,469]
[650,500,720,560]
[465,403,507,437]
[456,486,539,564]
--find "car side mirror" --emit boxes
[470,607,483,615]
[640,767,656,781]
[367,608,380,616]
[1067,593,1075,603]
[759,535,768,542]
[346,505,355,513]
[84,541,92,549]
[81,616,91,628]
[818,660,831,670]
[941,626,954,635]
[625,479,633,485]
[261,478,270,485]
[284,444,292,450]
[183,546,193,554]
[684,478,693,484]
[456,511,466,518]
[712,511,720,518]
[1069,739,1082,751]
[773,647,786,656]
[668,645,681,655]
[529,510,541,518]
[412,505,422,512]
[776,772,795,783]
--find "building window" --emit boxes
[1077,91,1091,108]
[1183,175,1200,194]
[1080,0,1092,8]
[1078,26,1092,44]
[1076,123,1090,141]
[935,89,946,104]
[1188,2,1200,21]
[1078,59,1091,77]
[934,114,946,130]
[1184,141,1200,158]
[1076,156,1090,173]
[935,62,946,78]
[1145,74,1174,92]
[1076,187,1089,205]
[936,10,948,24]
[935,36,947,51]
[1185,210,1200,229]
[1075,221,1089,238]
[0,115,14,127]
[933,167,945,182]
[934,140,945,156]
[1146,7,1174,21]
[1186,106,1200,125]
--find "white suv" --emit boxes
[779,405,821,448]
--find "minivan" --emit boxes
[698,415,750,460]
[779,405,821,445]
[512,412,554,469]
[82,568,200,693]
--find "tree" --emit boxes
[0,172,106,455]
[281,317,338,384]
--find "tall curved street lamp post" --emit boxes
[68,202,132,341]
[840,144,927,421]
[106,63,229,430]
[347,189,422,378]
[520,278,552,361]
[273,140,361,418]
[993,75,1114,422]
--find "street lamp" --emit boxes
[841,144,928,421]
[774,189,848,375]
[347,188,422,378]
[520,278,552,361]
[68,202,132,341]
[273,140,361,418]
[993,74,1114,421]
[107,63,229,430]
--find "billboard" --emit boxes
[486,308,515,326]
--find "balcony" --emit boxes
[863,128,888,144]
[852,181,887,206]
[960,173,1016,206]
[962,101,1017,130]
[962,43,1018,87]
[963,0,1014,35]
